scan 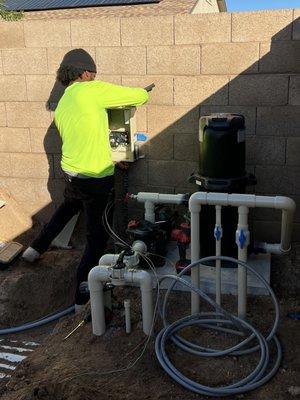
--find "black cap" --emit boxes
[60,48,97,73]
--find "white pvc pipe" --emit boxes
[88,266,153,336]
[189,192,296,315]
[190,201,201,314]
[236,206,250,320]
[99,254,119,266]
[131,192,187,223]
[215,206,222,306]
[124,299,131,334]
[88,266,111,336]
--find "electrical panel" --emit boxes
[108,107,137,162]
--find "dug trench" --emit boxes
[0,247,299,400]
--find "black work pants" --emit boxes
[31,173,114,305]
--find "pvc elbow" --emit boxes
[275,196,296,212]
[88,266,110,291]
[133,270,152,291]
[189,192,204,213]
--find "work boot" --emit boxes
[22,247,41,262]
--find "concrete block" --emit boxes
[2,49,48,75]
[0,128,30,153]
[148,160,198,187]
[122,76,173,105]
[26,75,59,102]
[71,18,120,46]
[0,177,36,203]
[252,220,281,243]
[229,75,289,106]
[295,168,300,195]
[293,9,300,40]
[0,76,26,101]
[260,41,300,73]
[47,47,96,74]
[53,154,64,178]
[128,158,148,186]
[6,102,52,128]
[30,128,62,154]
[147,105,199,136]
[0,103,6,126]
[10,153,53,178]
[174,76,229,106]
[121,16,173,46]
[287,138,300,166]
[202,43,259,75]
[147,132,173,160]
[147,45,200,75]
[200,106,256,135]
[246,136,286,165]
[232,10,293,42]
[24,20,71,47]
[255,165,296,195]
[34,179,53,203]
[257,106,300,136]
[174,134,199,162]
[289,76,300,105]
[96,47,146,75]
[0,154,11,177]
[0,21,24,48]
[135,106,147,132]
[0,53,3,75]
[97,75,122,85]
[175,13,231,44]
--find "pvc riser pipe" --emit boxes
[88,266,153,336]
[189,192,295,316]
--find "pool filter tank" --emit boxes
[191,114,256,262]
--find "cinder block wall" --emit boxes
[0,9,299,242]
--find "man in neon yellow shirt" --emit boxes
[23,49,149,307]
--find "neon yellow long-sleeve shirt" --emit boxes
[54,80,149,178]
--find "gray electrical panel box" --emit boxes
[108,107,137,162]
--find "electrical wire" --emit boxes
[155,255,282,397]
[61,253,160,383]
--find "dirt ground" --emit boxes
[0,286,299,400]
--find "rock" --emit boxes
[288,386,300,396]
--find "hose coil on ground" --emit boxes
[155,256,282,397]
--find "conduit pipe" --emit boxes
[88,266,153,336]
[189,192,296,315]
[129,193,187,223]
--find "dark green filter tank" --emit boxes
[196,114,250,264]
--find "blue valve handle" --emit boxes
[239,229,247,249]
[214,226,222,241]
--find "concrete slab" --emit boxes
[152,242,271,296]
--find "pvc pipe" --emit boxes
[131,192,187,223]
[134,192,186,205]
[145,200,156,223]
[215,206,222,306]
[88,266,153,336]
[189,193,295,255]
[188,192,295,315]
[236,206,250,320]
[128,269,153,335]
[190,202,201,314]
[99,254,119,266]
[124,299,131,334]
[88,266,111,336]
